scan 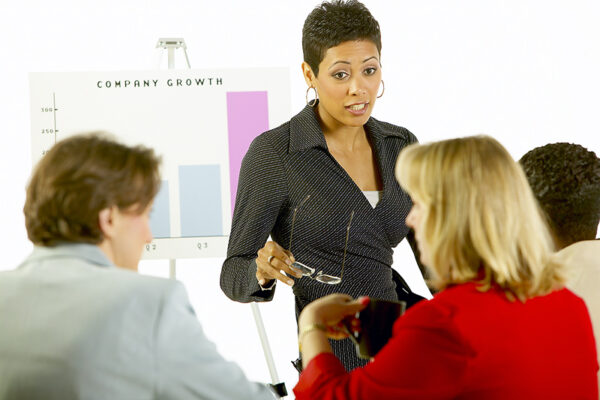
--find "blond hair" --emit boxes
[396,135,565,300]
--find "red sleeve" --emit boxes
[293,353,348,398]
[293,300,475,400]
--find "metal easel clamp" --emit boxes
[155,38,191,69]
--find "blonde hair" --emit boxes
[396,135,565,301]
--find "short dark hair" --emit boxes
[24,133,161,246]
[520,142,600,247]
[302,0,381,76]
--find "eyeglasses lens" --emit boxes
[290,261,315,276]
[315,273,342,285]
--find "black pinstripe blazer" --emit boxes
[220,104,419,370]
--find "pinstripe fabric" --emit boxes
[220,104,418,371]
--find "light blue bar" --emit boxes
[179,165,223,237]
[150,181,170,238]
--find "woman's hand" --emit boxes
[256,240,303,287]
[298,294,369,368]
[299,294,369,339]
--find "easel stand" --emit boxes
[155,38,287,398]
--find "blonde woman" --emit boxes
[293,136,598,399]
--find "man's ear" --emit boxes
[301,61,316,87]
[98,207,115,239]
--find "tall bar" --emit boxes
[226,91,270,215]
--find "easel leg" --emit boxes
[169,259,176,279]
[251,302,288,398]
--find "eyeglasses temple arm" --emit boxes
[339,210,355,280]
[287,194,311,252]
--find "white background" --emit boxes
[1,0,599,397]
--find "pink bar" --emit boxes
[226,91,269,216]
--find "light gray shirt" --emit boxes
[557,239,600,391]
[0,243,275,400]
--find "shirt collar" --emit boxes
[289,104,327,153]
[22,243,115,268]
[288,102,410,153]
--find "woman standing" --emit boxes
[220,0,423,371]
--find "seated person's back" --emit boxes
[423,281,594,394]
[520,142,600,388]
[0,133,275,400]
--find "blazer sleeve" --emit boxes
[293,300,475,400]
[155,281,275,400]
[220,134,288,303]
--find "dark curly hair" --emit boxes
[302,0,381,76]
[519,142,600,247]
[24,133,161,246]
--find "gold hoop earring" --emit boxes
[306,86,318,107]
[377,80,385,98]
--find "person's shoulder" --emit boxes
[96,267,181,301]
[557,240,600,270]
[545,286,590,309]
[239,121,291,174]
[249,119,291,150]
[240,121,292,166]
[527,288,595,335]
[399,283,480,323]
[368,117,418,144]
[397,287,459,325]
[392,286,474,353]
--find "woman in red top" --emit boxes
[294,136,598,399]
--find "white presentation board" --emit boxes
[29,69,291,259]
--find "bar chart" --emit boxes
[29,69,290,259]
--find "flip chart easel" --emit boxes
[155,37,287,398]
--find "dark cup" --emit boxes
[347,298,406,359]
